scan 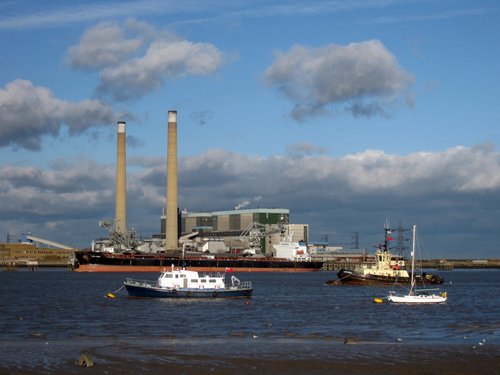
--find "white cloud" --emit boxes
[0,1,376,30]
[3,1,486,31]
[0,80,115,150]
[67,19,224,101]
[370,7,491,24]
[99,39,223,101]
[66,19,151,70]
[0,1,189,30]
[265,40,414,121]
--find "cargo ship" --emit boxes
[74,251,323,272]
[74,227,323,273]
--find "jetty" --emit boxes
[419,258,500,269]
[320,257,500,270]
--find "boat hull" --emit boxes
[124,283,253,299]
[75,251,323,273]
[333,269,444,285]
[388,293,447,304]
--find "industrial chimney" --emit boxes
[115,121,127,237]
[165,111,178,252]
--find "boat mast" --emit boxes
[383,219,391,253]
[410,224,416,291]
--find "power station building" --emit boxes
[183,208,289,234]
[160,208,309,256]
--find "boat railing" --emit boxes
[414,287,442,293]
[229,281,252,290]
[125,277,156,287]
[198,272,225,278]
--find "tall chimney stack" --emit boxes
[165,111,178,252]
[115,121,127,237]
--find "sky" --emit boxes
[0,0,499,258]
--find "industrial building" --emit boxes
[0,235,75,269]
[160,208,309,256]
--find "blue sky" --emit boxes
[0,0,499,258]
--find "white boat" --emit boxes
[387,224,447,304]
[124,266,253,298]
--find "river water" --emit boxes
[0,269,498,374]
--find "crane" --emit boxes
[239,222,281,255]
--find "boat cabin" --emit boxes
[157,267,226,290]
[359,249,409,278]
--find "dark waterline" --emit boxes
[0,269,498,374]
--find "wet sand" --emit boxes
[1,340,498,375]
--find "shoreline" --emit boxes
[419,258,500,269]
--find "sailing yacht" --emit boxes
[387,224,447,304]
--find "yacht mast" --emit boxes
[410,224,416,291]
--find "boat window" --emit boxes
[165,274,173,278]
[209,279,216,283]
[200,279,207,283]
[190,279,198,283]
[180,275,186,278]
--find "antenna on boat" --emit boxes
[383,219,392,253]
[181,243,186,269]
